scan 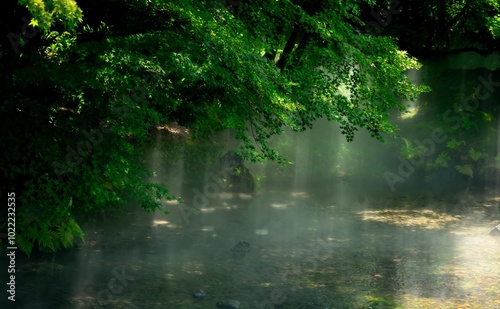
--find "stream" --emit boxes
[5,184,500,309]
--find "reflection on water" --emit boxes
[6,187,500,309]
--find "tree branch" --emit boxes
[276,23,306,70]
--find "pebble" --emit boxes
[193,290,206,299]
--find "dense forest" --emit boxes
[1,0,499,256]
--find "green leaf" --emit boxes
[435,152,450,167]
[17,234,33,257]
[455,164,473,177]
[446,139,465,149]
[469,148,487,161]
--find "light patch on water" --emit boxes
[183,262,205,275]
[219,192,234,199]
[357,209,462,229]
[271,202,289,209]
[201,226,214,232]
[290,191,309,198]
[256,229,268,235]
[238,193,253,199]
[399,232,500,308]
[200,207,216,213]
[455,235,500,302]
[152,220,169,226]
[163,199,180,205]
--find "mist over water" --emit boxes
[5,53,500,309]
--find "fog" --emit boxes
[6,53,500,309]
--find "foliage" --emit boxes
[16,198,84,256]
[455,164,474,177]
[17,0,82,32]
[158,0,427,162]
[435,152,450,168]
[1,0,431,255]
[446,138,465,149]
[425,127,490,181]
[404,101,494,184]
[469,147,487,161]
[400,138,427,160]
[41,30,76,58]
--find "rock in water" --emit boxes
[218,151,255,193]
[216,299,240,309]
[490,224,500,236]
[193,290,206,299]
[231,241,250,258]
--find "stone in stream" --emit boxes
[490,224,500,236]
[216,299,240,309]
[219,151,255,193]
[230,241,250,258]
[193,289,206,299]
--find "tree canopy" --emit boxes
[3,0,496,255]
